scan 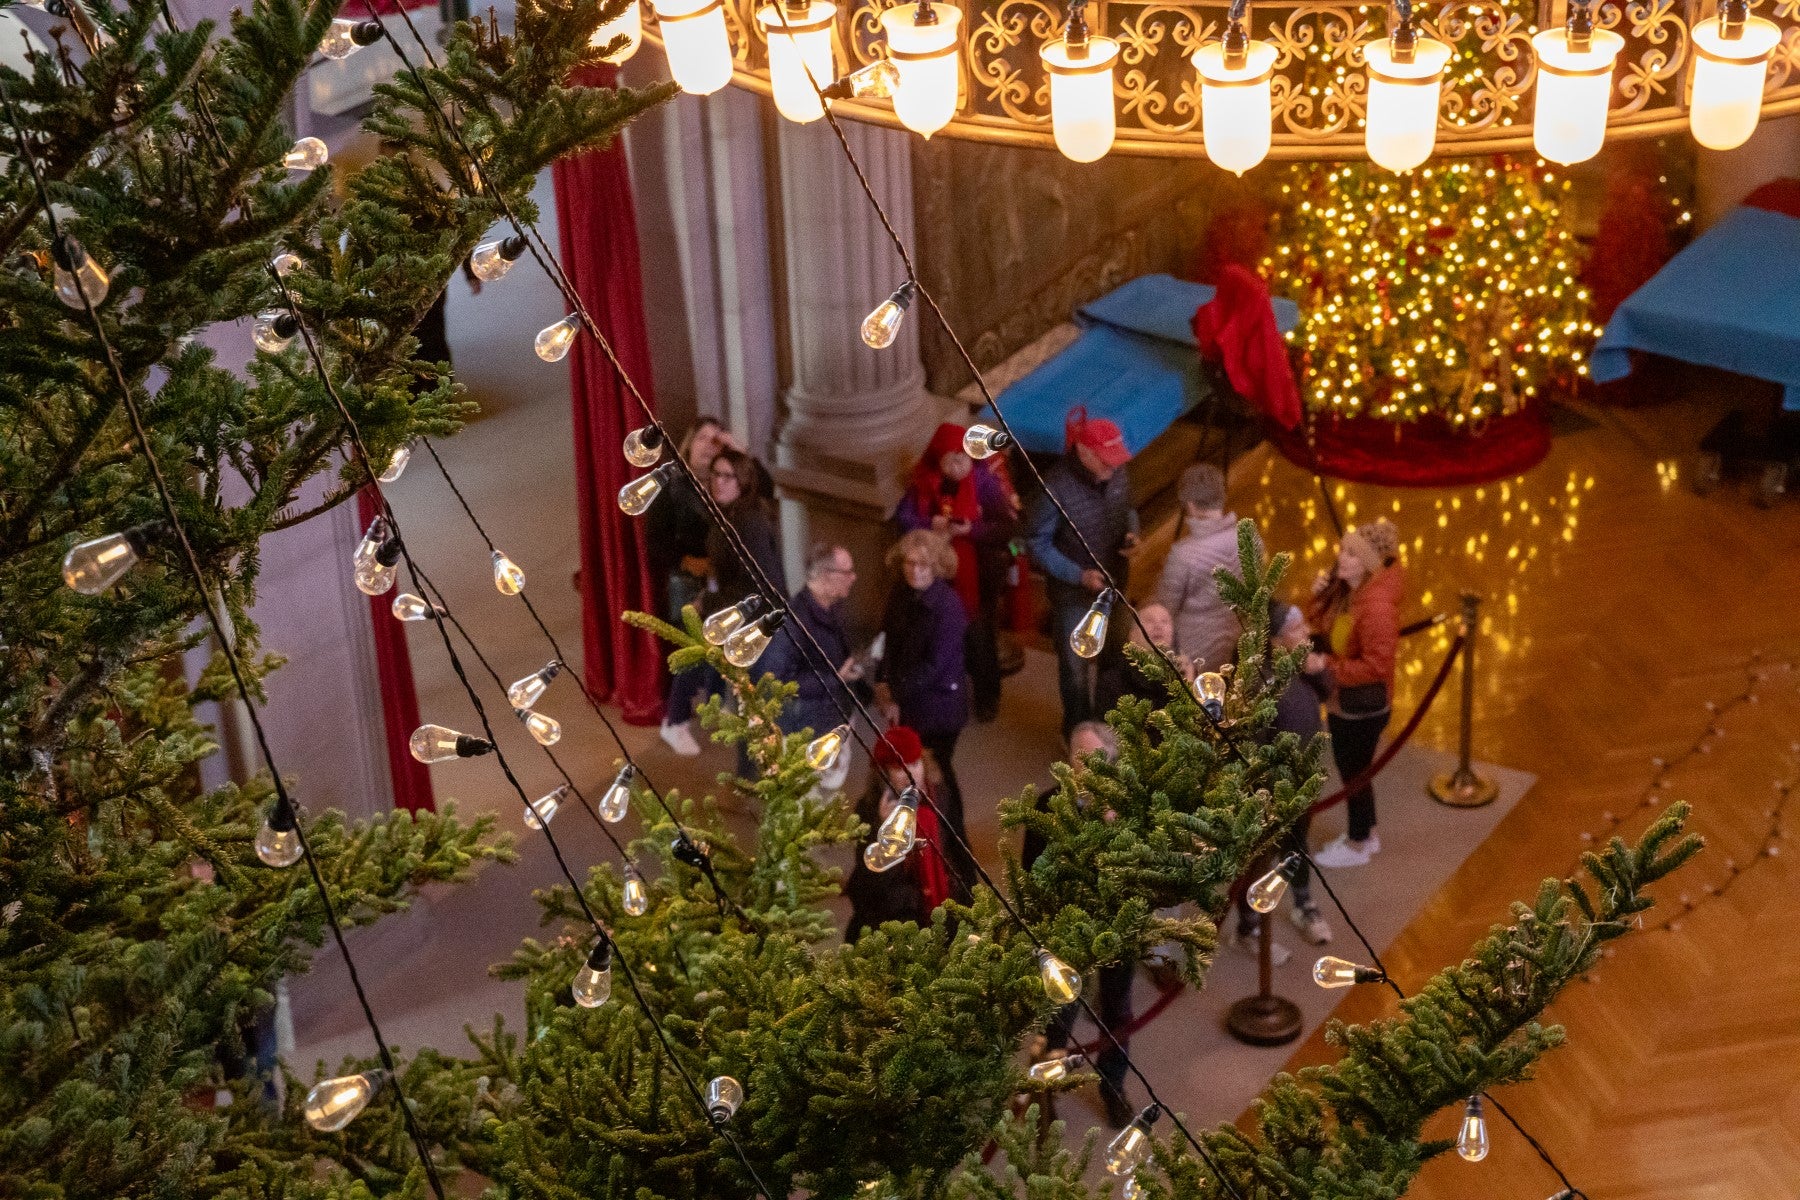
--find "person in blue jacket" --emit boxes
[759,542,865,747]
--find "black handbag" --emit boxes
[1336,681,1389,716]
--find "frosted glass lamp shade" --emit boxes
[757,1,838,122]
[1363,37,1451,172]
[655,0,734,94]
[592,0,644,62]
[1193,38,1277,175]
[1040,36,1120,162]
[1688,16,1779,151]
[1530,28,1622,164]
[881,5,962,137]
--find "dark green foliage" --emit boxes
[1,0,665,1193]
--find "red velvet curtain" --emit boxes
[356,488,435,812]
[551,64,665,725]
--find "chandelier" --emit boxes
[599,0,1800,168]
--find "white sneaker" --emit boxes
[1312,833,1380,869]
[660,720,701,757]
[1289,903,1333,945]
[1230,924,1292,966]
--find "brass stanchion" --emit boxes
[1225,861,1303,1046]
[1428,591,1498,808]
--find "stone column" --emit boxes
[770,117,940,618]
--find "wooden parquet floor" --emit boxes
[1232,397,1800,1200]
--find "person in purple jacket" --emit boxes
[875,528,973,883]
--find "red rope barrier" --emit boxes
[1307,632,1466,816]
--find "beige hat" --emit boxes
[1342,518,1400,575]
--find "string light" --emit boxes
[1247,852,1303,913]
[408,723,495,763]
[1104,1104,1162,1175]
[469,234,528,283]
[352,516,403,596]
[622,866,650,916]
[270,250,302,277]
[317,16,382,59]
[571,938,614,1007]
[523,785,567,830]
[702,594,767,645]
[507,660,561,709]
[254,799,304,868]
[251,309,300,353]
[1313,955,1386,988]
[534,313,580,362]
[491,550,526,595]
[1036,948,1082,1004]
[378,444,412,483]
[516,708,561,746]
[1457,1095,1490,1161]
[962,424,1011,459]
[618,463,678,516]
[61,525,153,593]
[805,724,850,772]
[391,592,443,621]
[862,785,919,871]
[823,58,900,99]
[1193,670,1227,720]
[50,235,108,308]
[1026,1051,1086,1084]
[598,764,635,823]
[705,1075,745,1123]
[723,610,784,667]
[861,281,915,349]
[1069,588,1116,659]
[281,136,328,171]
[303,1070,385,1132]
[622,424,664,467]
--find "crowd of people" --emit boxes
[642,409,1407,1122]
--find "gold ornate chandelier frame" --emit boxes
[643,0,1800,159]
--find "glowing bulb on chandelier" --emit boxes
[1528,2,1622,166]
[652,0,734,94]
[391,592,443,621]
[619,463,679,515]
[1362,2,1450,173]
[706,1075,745,1123]
[1027,1051,1085,1084]
[252,309,301,353]
[1687,0,1780,150]
[757,0,839,123]
[880,1,963,137]
[352,516,403,596]
[1040,1,1120,163]
[1313,955,1385,988]
[592,0,644,63]
[378,443,411,483]
[1192,5,1277,176]
[516,708,561,746]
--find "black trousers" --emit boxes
[1045,962,1134,1096]
[1328,710,1390,841]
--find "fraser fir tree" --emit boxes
[0,0,667,1194]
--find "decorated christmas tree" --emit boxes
[1263,156,1597,428]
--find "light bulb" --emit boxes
[652,0,734,94]
[391,592,443,621]
[622,424,665,467]
[881,3,962,137]
[1192,35,1278,175]
[861,281,915,349]
[598,764,635,823]
[1529,26,1623,165]
[524,785,567,830]
[62,526,150,593]
[535,314,580,362]
[592,0,644,62]
[1104,1105,1160,1175]
[705,1074,744,1123]
[255,800,304,868]
[619,463,677,516]
[863,839,909,872]
[409,724,494,763]
[1122,1177,1143,1200]
[863,786,919,871]
[282,136,328,171]
[1041,30,1120,162]
[50,236,110,309]
[251,309,300,353]
[271,250,302,277]
[622,866,649,916]
[469,234,528,283]
[723,611,784,668]
[1688,15,1780,150]
[806,724,850,772]
[1456,1095,1489,1161]
[317,17,381,59]
[303,1070,384,1132]
[1027,1052,1084,1084]
[1069,589,1115,659]
[491,550,526,595]
[572,939,613,1007]
[1037,948,1081,1005]
[757,1,839,124]
[352,526,402,596]
[962,424,1011,459]
[1363,36,1451,172]
[507,661,561,709]
[829,58,899,98]
[1247,853,1301,913]
[517,708,561,746]
[1313,955,1383,988]
[377,444,411,483]
[1194,670,1227,720]
[702,595,766,645]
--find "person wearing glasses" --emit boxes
[760,542,867,788]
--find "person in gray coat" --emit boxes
[1153,464,1262,673]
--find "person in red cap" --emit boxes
[1023,406,1141,736]
[843,725,957,940]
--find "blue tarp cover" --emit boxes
[1591,206,1800,411]
[980,274,1300,455]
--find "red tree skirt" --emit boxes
[1268,404,1552,487]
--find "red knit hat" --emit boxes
[872,725,924,772]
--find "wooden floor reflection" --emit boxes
[1234,397,1800,1200]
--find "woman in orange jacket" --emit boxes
[1307,518,1404,869]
